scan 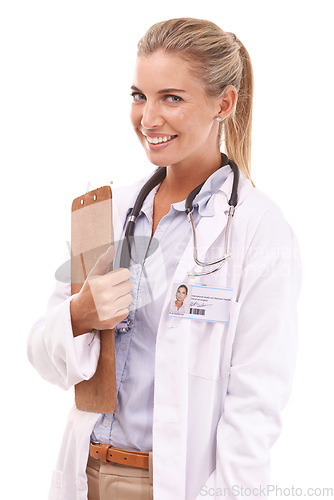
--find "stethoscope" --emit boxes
[119,153,239,278]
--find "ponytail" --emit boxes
[224,41,253,180]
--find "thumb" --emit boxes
[88,245,115,278]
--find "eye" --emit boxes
[165,95,183,103]
[130,92,146,102]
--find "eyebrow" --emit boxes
[131,85,186,94]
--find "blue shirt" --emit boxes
[91,164,231,451]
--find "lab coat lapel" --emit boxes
[193,191,230,267]
[173,175,233,281]
[189,171,254,280]
[152,177,233,498]
[153,170,254,498]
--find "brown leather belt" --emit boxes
[89,442,149,470]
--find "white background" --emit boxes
[1,1,333,498]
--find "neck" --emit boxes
[158,149,222,202]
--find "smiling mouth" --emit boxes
[144,134,177,145]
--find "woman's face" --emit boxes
[130,50,222,170]
[176,287,187,302]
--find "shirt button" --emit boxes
[120,343,126,350]
[103,419,110,427]
[76,479,85,489]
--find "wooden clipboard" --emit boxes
[71,185,117,414]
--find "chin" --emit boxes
[145,151,171,168]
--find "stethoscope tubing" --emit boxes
[120,154,239,273]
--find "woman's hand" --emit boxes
[70,246,133,337]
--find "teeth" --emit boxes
[145,135,175,144]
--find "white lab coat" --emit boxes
[28,169,302,500]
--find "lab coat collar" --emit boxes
[171,164,232,217]
[118,163,233,223]
[112,165,254,245]
[218,168,253,201]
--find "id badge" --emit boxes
[169,282,233,323]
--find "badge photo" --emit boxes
[169,283,192,316]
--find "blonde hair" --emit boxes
[137,18,254,179]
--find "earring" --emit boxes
[216,117,223,123]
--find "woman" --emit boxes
[28,18,302,500]
[171,284,188,314]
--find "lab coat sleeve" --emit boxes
[199,206,302,499]
[27,279,101,390]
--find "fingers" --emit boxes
[72,246,135,333]
[94,294,133,327]
[88,246,116,277]
[103,308,131,330]
[88,269,133,323]
[87,268,131,293]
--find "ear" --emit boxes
[216,86,238,121]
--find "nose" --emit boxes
[141,100,164,129]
